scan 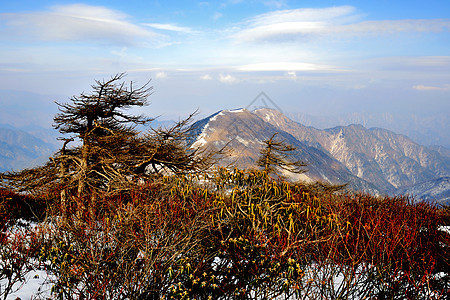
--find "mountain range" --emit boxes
[286,111,450,149]
[191,108,450,205]
[0,125,58,172]
[0,117,174,173]
[1,107,449,204]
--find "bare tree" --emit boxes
[257,133,307,179]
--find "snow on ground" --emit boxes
[2,268,53,300]
[235,135,250,147]
[191,134,208,148]
[229,108,245,113]
[439,226,450,234]
[191,121,211,148]
[1,220,54,299]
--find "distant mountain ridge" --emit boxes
[0,126,58,172]
[1,107,449,204]
[254,108,450,192]
[286,111,450,149]
[191,109,380,194]
[396,177,450,205]
[191,108,450,204]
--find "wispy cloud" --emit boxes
[1,3,448,93]
[219,73,237,83]
[1,4,164,46]
[155,71,168,79]
[413,84,450,91]
[144,23,193,33]
[213,12,223,21]
[263,1,288,9]
[332,19,450,36]
[231,6,450,43]
[200,74,213,80]
[370,56,450,72]
[235,62,340,72]
[231,6,355,42]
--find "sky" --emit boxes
[0,0,449,123]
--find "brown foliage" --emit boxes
[0,73,448,298]
[257,132,307,179]
[0,169,448,299]
[0,74,217,200]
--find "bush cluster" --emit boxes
[1,169,449,299]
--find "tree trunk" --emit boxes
[59,139,72,217]
[78,123,92,198]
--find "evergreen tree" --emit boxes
[257,133,307,178]
[0,73,214,199]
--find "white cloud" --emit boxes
[213,12,223,21]
[231,6,450,43]
[264,0,288,9]
[219,73,237,83]
[367,56,450,72]
[350,84,367,90]
[413,84,450,91]
[144,23,193,33]
[249,6,356,25]
[236,62,340,72]
[155,72,168,79]
[110,47,143,61]
[286,71,296,80]
[200,74,213,80]
[0,68,31,73]
[1,4,164,46]
[332,19,450,36]
[230,6,354,42]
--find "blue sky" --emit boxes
[0,0,449,122]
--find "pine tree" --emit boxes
[0,73,214,199]
[257,133,307,178]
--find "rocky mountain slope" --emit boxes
[191,109,379,193]
[286,111,450,149]
[191,108,450,202]
[1,107,448,203]
[254,108,450,194]
[396,177,450,205]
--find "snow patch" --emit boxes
[209,111,225,122]
[280,169,314,183]
[235,136,249,146]
[191,110,229,149]
[191,126,209,148]
[3,268,54,299]
[439,226,450,234]
[191,136,207,148]
[330,130,346,156]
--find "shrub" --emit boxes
[2,169,449,299]
[0,190,42,299]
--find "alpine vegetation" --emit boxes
[1,75,449,299]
